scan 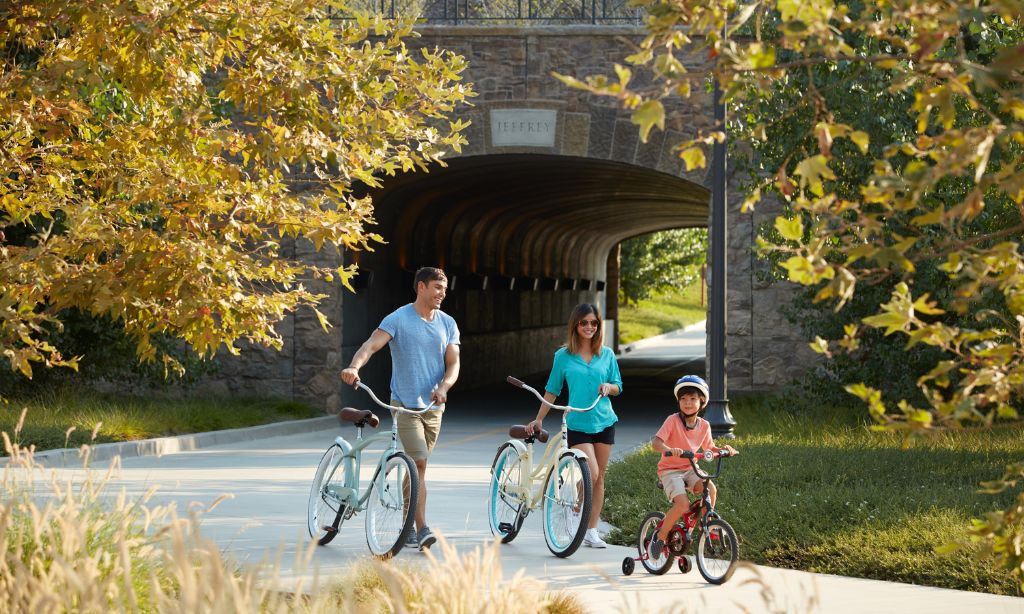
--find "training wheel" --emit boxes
[678,556,691,574]
[622,557,635,576]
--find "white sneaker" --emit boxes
[583,528,607,548]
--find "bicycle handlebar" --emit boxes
[356,381,440,415]
[662,448,731,480]
[506,375,601,413]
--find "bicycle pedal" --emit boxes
[321,526,338,535]
[498,522,514,533]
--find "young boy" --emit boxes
[649,374,738,558]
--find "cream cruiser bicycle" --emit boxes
[307,382,438,559]
[487,376,602,557]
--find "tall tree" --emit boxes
[619,228,706,306]
[559,0,1024,585]
[1,0,472,378]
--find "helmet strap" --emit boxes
[678,410,699,430]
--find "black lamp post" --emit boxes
[705,72,737,439]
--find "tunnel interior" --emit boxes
[341,153,711,391]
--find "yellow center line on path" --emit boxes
[434,426,507,450]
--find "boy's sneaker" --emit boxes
[583,527,607,548]
[417,526,437,550]
[650,537,666,559]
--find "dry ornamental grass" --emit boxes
[0,410,585,614]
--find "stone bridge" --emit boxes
[198,26,815,411]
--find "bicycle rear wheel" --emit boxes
[308,444,352,545]
[541,452,592,558]
[365,452,418,559]
[638,511,674,574]
[488,442,527,543]
[695,518,738,584]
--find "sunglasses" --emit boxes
[578,319,600,328]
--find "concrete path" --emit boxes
[618,321,706,387]
[71,390,1022,614]
[24,324,1021,612]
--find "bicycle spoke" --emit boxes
[542,454,591,557]
[366,454,417,558]
[308,445,352,545]
[696,519,738,584]
[489,445,526,540]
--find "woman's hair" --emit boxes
[566,303,603,356]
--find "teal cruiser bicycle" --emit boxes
[487,376,602,557]
[307,382,438,559]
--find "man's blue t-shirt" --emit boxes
[378,304,460,408]
[544,346,623,434]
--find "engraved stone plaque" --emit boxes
[490,109,557,147]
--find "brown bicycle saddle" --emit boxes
[338,407,380,428]
[508,425,549,443]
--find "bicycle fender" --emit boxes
[334,437,352,455]
[563,448,589,463]
[490,439,528,473]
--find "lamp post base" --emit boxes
[705,398,736,439]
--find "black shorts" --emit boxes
[567,424,615,447]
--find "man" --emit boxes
[340,266,460,550]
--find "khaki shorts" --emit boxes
[391,398,443,461]
[660,469,700,502]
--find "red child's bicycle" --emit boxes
[621,448,739,584]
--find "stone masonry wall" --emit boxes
[196,26,819,409]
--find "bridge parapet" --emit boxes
[335,0,643,24]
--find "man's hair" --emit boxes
[413,267,447,292]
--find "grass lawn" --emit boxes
[1,387,318,455]
[603,397,1024,595]
[617,283,706,345]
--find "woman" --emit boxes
[525,303,622,548]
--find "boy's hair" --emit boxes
[413,267,447,292]
[677,388,707,408]
[673,375,709,408]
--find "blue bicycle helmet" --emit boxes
[673,375,709,407]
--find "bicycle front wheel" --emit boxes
[365,452,418,559]
[638,511,674,574]
[695,518,738,584]
[308,444,352,545]
[541,452,592,558]
[488,442,527,543]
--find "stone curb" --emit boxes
[18,415,338,468]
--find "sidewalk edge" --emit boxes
[15,415,337,468]
[620,319,706,354]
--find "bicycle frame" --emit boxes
[320,382,437,516]
[499,376,602,512]
[664,450,730,542]
[622,449,738,582]
[320,428,395,516]
[500,417,573,513]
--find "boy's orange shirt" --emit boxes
[655,414,713,473]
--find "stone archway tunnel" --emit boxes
[197,25,819,412]
[339,153,710,400]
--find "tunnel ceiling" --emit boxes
[365,153,710,285]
